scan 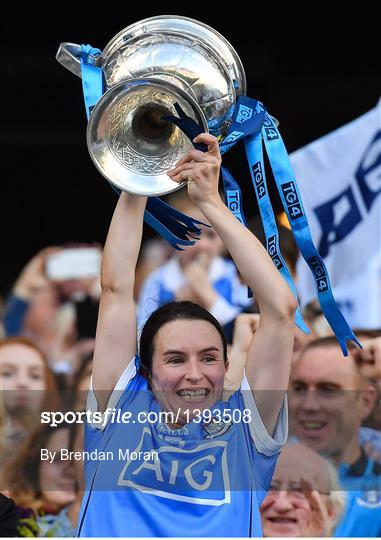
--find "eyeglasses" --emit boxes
[268,482,330,500]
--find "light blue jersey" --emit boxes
[334,490,381,537]
[78,357,287,537]
[334,452,381,537]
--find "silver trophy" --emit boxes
[56,15,246,196]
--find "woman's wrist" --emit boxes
[197,196,226,217]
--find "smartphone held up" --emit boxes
[45,248,101,281]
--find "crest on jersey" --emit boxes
[203,418,233,439]
[356,489,381,508]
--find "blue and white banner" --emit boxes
[292,100,381,328]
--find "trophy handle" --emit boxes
[56,42,101,78]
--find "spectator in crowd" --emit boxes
[3,247,68,354]
[137,189,250,332]
[0,337,59,415]
[0,493,21,537]
[0,493,40,537]
[0,337,61,470]
[260,443,345,537]
[289,336,381,537]
[2,246,99,375]
[4,424,76,518]
[352,332,381,460]
[37,421,85,537]
[221,319,380,537]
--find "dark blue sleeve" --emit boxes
[3,294,29,336]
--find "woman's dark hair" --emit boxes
[139,301,227,378]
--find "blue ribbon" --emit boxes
[163,103,208,152]
[79,45,103,120]
[146,198,210,250]
[108,182,208,250]
[220,166,253,298]
[219,96,265,155]
[243,130,310,333]
[217,96,360,351]
[259,111,360,354]
[221,166,247,227]
[214,96,307,332]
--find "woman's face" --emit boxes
[150,319,228,424]
[0,344,47,411]
[39,428,76,509]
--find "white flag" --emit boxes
[291,100,381,328]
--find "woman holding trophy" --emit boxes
[56,16,302,536]
[78,131,296,536]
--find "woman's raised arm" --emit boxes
[168,133,296,435]
[92,192,147,411]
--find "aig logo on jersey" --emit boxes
[118,427,230,505]
[203,418,233,439]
